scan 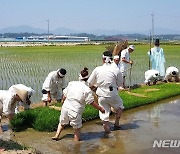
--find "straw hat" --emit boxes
[13,87,28,103]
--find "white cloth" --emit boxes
[0,90,17,116]
[60,81,94,128]
[88,63,123,97]
[164,66,179,81]
[144,70,160,84]
[42,71,66,101]
[9,84,34,113]
[119,48,130,76]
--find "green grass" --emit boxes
[121,83,180,109]
[10,82,180,132]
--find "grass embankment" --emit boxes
[10,83,180,132]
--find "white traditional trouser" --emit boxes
[60,106,82,129]
[98,95,124,121]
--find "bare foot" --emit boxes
[0,147,5,152]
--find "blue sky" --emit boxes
[1,0,180,33]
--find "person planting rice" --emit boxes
[88,51,124,134]
[112,55,120,69]
[164,66,179,82]
[148,39,166,80]
[42,68,67,106]
[9,84,34,113]
[52,67,105,141]
[0,84,34,133]
[119,45,135,89]
[144,70,160,85]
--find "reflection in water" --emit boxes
[12,96,180,154]
[149,104,164,128]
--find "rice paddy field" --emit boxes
[0,43,180,103]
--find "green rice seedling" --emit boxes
[10,107,44,131]
[33,107,59,132]
[82,105,99,122]
[0,140,27,151]
[120,83,180,109]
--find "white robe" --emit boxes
[148,46,166,76]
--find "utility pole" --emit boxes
[46,19,49,42]
[151,13,154,44]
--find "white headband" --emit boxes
[79,74,89,80]
[102,55,112,63]
[57,71,65,77]
[113,55,119,59]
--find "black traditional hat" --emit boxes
[155,39,160,46]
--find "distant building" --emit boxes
[26,35,90,42]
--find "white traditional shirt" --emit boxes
[0,90,17,115]
[42,71,66,93]
[119,48,130,75]
[144,70,160,83]
[88,63,123,97]
[62,81,94,114]
[9,84,34,110]
[164,66,179,80]
[148,46,166,76]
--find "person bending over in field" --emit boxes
[0,84,34,133]
[42,68,67,106]
[52,67,105,141]
[144,70,160,85]
[164,66,179,82]
[9,84,34,114]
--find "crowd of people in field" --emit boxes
[0,39,179,142]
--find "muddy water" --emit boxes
[12,96,180,154]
